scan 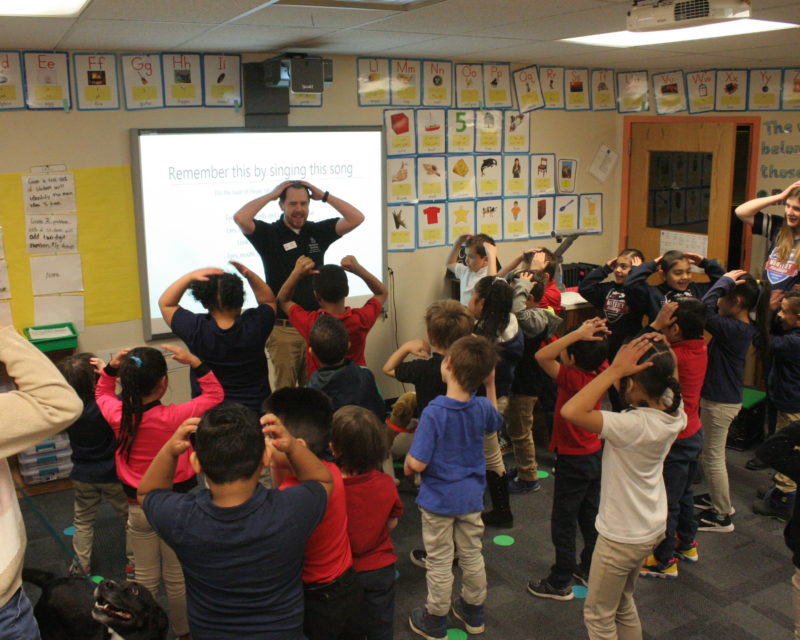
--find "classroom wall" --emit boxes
[2,52,799,400]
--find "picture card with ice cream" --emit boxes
[503,198,528,240]
[121,54,164,109]
[447,109,475,153]
[447,200,475,244]
[384,109,416,156]
[476,155,502,198]
[422,60,452,107]
[504,155,529,197]
[387,158,416,203]
[513,65,544,114]
[530,196,555,239]
[73,53,120,110]
[447,155,476,200]
[391,59,421,106]
[416,110,446,154]
[357,58,390,106]
[0,51,25,110]
[387,204,416,251]
[579,193,603,234]
[417,156,447,201]
[476,199,503,239]
[417,202,446,248]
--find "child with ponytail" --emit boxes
[561,335,686,640]
[94,345,224,640]
[695,270,771,531]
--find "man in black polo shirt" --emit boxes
[233,180,365,389]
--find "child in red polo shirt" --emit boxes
[277,254,387,378]
[330,405,403,640]
[528,318,609,601]
[264,388,362,640]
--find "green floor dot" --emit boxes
[90,575,104,584]
[537,470,550,479]
[447,629,468,640]
[493,534,515,546]
[572,585,588,599]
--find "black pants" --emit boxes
[356,564,396,640]
[303,568,364,640]
[548,451,602,588]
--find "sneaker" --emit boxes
[410,549,428,569]
[526,578,574,601]
[693,492,736,515]
[696,509,735,532]
[640,555,678,579]
[508,475,541,494]
[572,566,590,588]
[68,560,90,577]
[409,607,447,640]
[746,457,769,470]
[675,539,699,563]
[753,487,796,522]
[452,596,485,634]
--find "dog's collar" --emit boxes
[386,418,413,434]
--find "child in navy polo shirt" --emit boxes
[404,335,502,640]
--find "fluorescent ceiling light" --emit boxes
[562,18,798,47]
[0,0,91,17]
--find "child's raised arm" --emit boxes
[276,256,317,314]
[341,255,388,304]
[229,261,276,312]
[159,268,224,327]
[382,339,431,378]
[684,252,724,284]
[535,317,609,380]
[446,234,470,271]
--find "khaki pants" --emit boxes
[484,396,508,476]
[793,567,800,639]
[128,503,189,636]
[504,393,539,481]
[72,480,133,569]
[775,411,800,494]
[584,533,662,640]
[699,398,741,515]
[420,508,486,616]
[267,323,307,390]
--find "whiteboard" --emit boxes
[131,127,384,339]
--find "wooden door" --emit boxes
[625,121,737,267]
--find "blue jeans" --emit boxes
[356,564,396,640]
[0,587,41,640]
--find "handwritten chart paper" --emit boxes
[26,215,78,253]
[23,173,76,214]
[30,254,84,295]
[34,295,85,332]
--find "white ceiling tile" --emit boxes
[0,17,75,50]
[235,5,398,28]
[380,36,532,59]
[180,24,337,52]
[80,0,268,23]
[478,5,627,39]
[59,20,214,50]
[299,29,442,54]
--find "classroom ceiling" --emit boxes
[0,0,797,70]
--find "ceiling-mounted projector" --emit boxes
[627,0,751,31]
[262,53,333,94]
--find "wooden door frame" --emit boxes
[619,115,761,268]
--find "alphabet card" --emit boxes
[652,70,686,115]
[417,156,447,201]
[686,70,715,113]
[73,53,119,110]
[417,202,446,248]
[0,51,24,109]
[476,155,502,198]
[385,109,416,155]
[540,67,565,109]
[503,198,529,240]
[387,204,416,251]
[447,109,475,153]
[715,69,747,111]
[504,155,529,197]
[121,54,164,109]
[30,254,83,295]
[448,200,475,243]
[504,112,529,153]
[422,60,452,106]
[591,69,615,111]
[387,158,416,203]
[617,71,649,112]
[579,193,603,234]
[416,110,446,153]
[448,156,476,200]
[24,52,70,110]
[163,53,202,107]
[531,153,556,195]
[554,196,579,234]
[748,68,780,111]
[513,65,544,113]
[783,68,800,110]
[391,59,421,106]
[483,63,512,108]
[565,68,590,111]
[477,199,503,239]
[203,54,241,106]
[475,110,502,153]
[530,196,555,238]
[357,57,390,106]
[455,63,483,108]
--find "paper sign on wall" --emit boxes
[686,70,715,113]
[121,54,164,109]
[531,153,556,194]
[483,63,512,108]
[530,196,554,238]
[503,198,529,239]
[417,110,446,153]
[504,112,529,153]
[591,69,615,111]
[34,294,85,332]
[652,70,686,114]
[23,173,76,214]
[387,204,416,251]
[540,67,565,109]
[385,109,416,155]
[588,144,618,183]
[357,58,390,106]
[163,53,202,107]
[417,202,446,248]
[417,156,447,201]
[513,65,544,113]
[504,155,529,196]
[748,68,780,111]
[26,215,78,253]
[73,53,120,110]
[448,200,475,243]
[455,64,483,108]
[422,60,452,106]
[203,54,241,107]
[24,52,70,110]
[715,69,747,111]
[30,254,84,295]
[387,158,416,203]
[565,68,590,111]
[391,59,421,106]
[447,156,476,200]
[0,51,25,109]
[447,109,475,153]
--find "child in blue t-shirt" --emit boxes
[404,335,503,640]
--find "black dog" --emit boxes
[23,569,168,640]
